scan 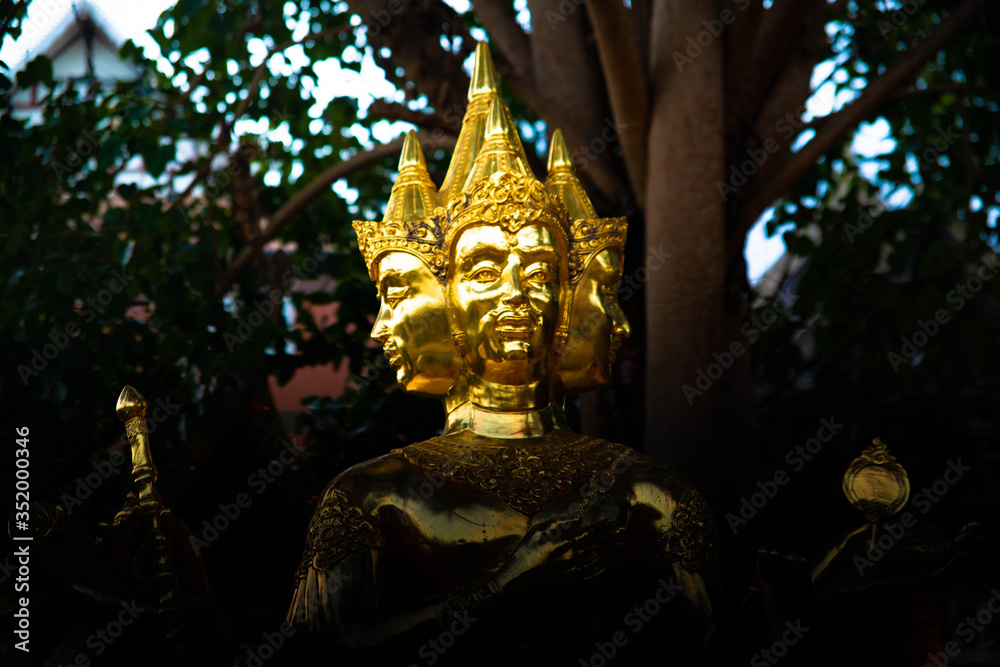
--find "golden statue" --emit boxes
[287,43,718,663]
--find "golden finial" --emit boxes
[382,130,439,224]
[352,131,446,282]
[439,42,529,205]
[458,96,533,194]
[400,128,428,169]
[116,385,159,508]
[469,40,500,98]
[444,95,569,251]
[545,129,598,222]
[546,128,574,172]
[543,130,627,282]
[843,437,911,519]
[116,384,148,422]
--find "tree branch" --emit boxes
[526,0,626,206]
[367,100,455,133]
[798,83,994,134]
[166,26,351,215]
[726,0,765,107]
[736,0,991,242]
[469,0,534,87]
[740,0,827,224]
[584,0,650,208]
[215,132,456,297]
[737,0,828,130]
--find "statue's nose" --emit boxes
[371,304,391,342]
[612,303,631,339]
[501,258,527,306]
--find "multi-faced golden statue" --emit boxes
[288,43,718,664]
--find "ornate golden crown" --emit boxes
[544,128,627,281]
[352,42,627,290]
[443,96,570,266]
[352,130,446,281]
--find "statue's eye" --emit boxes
[525,266,554,284]
[385,287,409,306]
[600,284,618,297]
[469,267,500,283]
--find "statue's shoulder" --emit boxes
[599,442,719,576]
[613,445,692,500]
[317,449,427,513]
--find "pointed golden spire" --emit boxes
[382,130,439,224]
[469,40,500,98]
[399,127,427,170]
[546,128,574,172]
[545,129,597,221]
[439,41,530,205]
[459,96,533,194]
[353,130,446,282]
[116,384,147,422]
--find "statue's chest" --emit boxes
[399,436,636,518]
[382,437,635,584]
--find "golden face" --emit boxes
[449,224,561,385]
[558,248,630,394]
[371,252,462,395]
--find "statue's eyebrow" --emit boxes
[377,268,402,296]
[518,245,560,267]
[458,243,507,266]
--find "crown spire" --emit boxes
[469,40,500,98]
[458,96,533,194]
[399,127,427,169]
[353,131,445,282]
[545,129,597,221]
[382,130,438,224]
[439,42,530,205]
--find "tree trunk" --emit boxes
[644,1,736,482]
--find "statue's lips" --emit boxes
[494,313,537,340]
[381,341,403,369]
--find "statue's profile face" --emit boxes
[450,223,561,385]
[558,248,630,394]
[371,252,461,395]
